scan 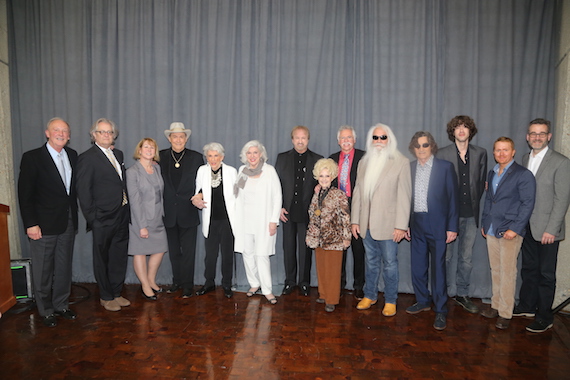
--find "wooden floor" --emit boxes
[1,283,570,379]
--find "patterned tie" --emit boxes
[104,148,128,206]
[339,153,349,194]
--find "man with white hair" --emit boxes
[351,123,411,317]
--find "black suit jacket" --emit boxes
[18,144,78,235]
[159,148,203,228]
[275,148,323,218]
[329,149,365,196]
[76,145,129,229]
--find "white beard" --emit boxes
[362,147,389,200]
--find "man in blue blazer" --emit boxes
[480,137,535,330]
[405,131,459,331]
[18,118,78,327]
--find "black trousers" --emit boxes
[203,219,234,288]
[282,220,312,287]
[518,231,559,324]
[91,207,129,301]
[341,234,365,290]
[166,224,198,289]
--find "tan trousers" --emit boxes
[315,248,343,305]
[486,235,523,319]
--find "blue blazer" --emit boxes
[410,156,459,239]
[481,161,536,238]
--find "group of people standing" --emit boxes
[17,116,570,335]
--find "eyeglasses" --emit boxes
[372,135,388,140]
[94,130,114,136]
[414,143,431,149]
[528,132,548,138]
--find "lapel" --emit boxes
[94,145,122,181]
[534,148,552,179]
[493,162,515,197]
[41,145,68,193]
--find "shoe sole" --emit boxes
[406,306,431,315]
[526,324,553,333]
[513,312,535,318]
[434,324,446,331]
[382,310,396,317]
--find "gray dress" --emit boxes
[127,161,168,255]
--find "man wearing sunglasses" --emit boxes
[437,116,487,314]
[351,124,411,317]
[405,131,459,331]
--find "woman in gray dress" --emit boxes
[127,138,168,301]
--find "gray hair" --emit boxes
[239,140,268,164]
[89,118,119,142]
[203,142,225,156]
[46,117,70,131]
[337,125,356,141]
[366,123,398,156]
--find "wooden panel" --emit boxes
[0,204,16,314]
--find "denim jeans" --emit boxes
[446,216,476,297]
[363,230,399,304]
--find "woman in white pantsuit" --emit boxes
[234,140,282,304]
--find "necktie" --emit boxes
[339,153,349,193]
[104,149,128,206]
[56,153,68,193]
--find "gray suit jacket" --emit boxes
[522,148,570,241]
[437,143,487,226]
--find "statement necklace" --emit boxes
[171,149,185,168]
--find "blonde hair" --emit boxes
[133,138,160,161]
[312,158,338,180]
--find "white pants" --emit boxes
[243,234,273,295]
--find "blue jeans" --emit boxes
[363,230,399,304]
[446,216,476,297]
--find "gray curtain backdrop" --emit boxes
[8,0,558,298]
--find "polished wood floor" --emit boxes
[1,283,569,379]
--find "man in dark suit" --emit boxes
[437,115,487,314]
[18,118,78,327]
[76,118,131,312]
[275,125,323,296]
[515,119,570,333]
[480,136,535,330]
[329,126,366,299]
[405,131,458,331]
[159,122,203,298]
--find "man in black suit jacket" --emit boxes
[275,125,323,296]
[76,118,130,312]
[329,126,366,299]
[18,118,78,327]
[159,122,203,298]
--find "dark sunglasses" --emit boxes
[372,135,388,140]
[414,143,431,149]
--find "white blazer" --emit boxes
[194,162,238,238]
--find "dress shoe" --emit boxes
[301,284,310,296]
[433,313,447,331]
[316,298,326,304]
[182,288,194,298]
[115,296,131,307]
[454,296,479,314]
[406,302,431,314]
[495,317,510,329]
[354,288,365,300]
[142,287,157,300]
[282,284,295,295]
[325,304,335,312]
[526,319,553,333]
[54,309,77,320]
[223,287,233,298]
[512,306,535,318]
[152,287,164,294]
[382,303,397,317]
[196,285,215,296]
[480,307,498,319]
[42,314,57,327]
[356,297,377,310]
[100,299,121,312]
[167,284,181,293]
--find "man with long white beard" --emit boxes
[351,123,411,317]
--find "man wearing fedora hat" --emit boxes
[159,122,204,298]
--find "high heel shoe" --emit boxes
[142,287,157,300]
[152,287,163,294]
[265,294,278,305]
[246,287,260,297]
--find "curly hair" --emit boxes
[446,115,477,142]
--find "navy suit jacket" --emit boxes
[481,161,536,238]
[410,156,459,239]
[18,144,78,235]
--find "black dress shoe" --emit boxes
[167,284,181,293]
[196,285,215,296]
[54,309,77,320]
[282,284,295,295]
[354,288,365,300]
[301,284,310,296]
[182,288,194,298]
[42,314,57,327]
[152,287,164,294]
[142,287,157,300]
[223,287,233,298]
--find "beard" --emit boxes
[362,146,389,200]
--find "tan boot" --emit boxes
[100,299,121,312]
[356,297,377,310]
[382,303,397,317]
